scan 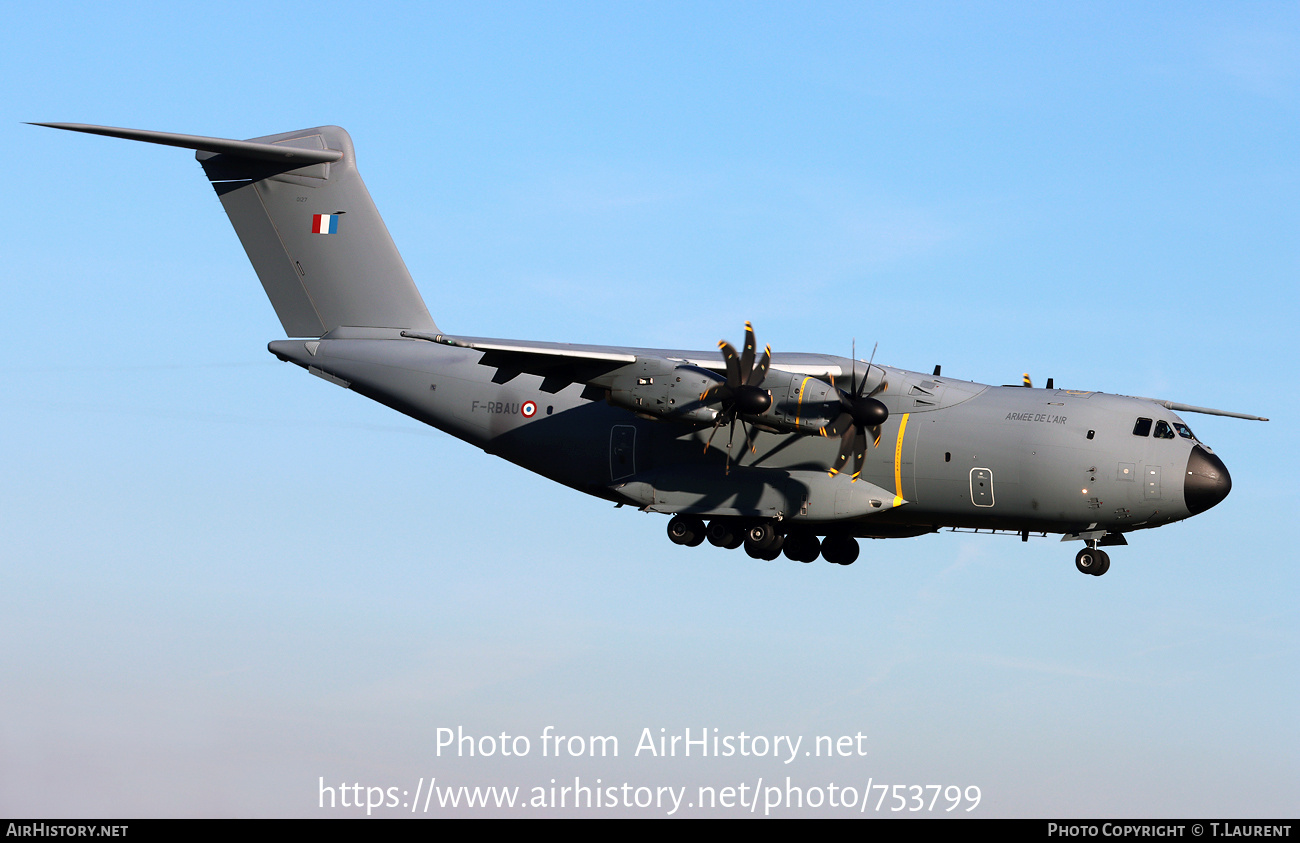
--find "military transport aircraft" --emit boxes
[35,122,1268,576]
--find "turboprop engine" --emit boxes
[606,359,844,435]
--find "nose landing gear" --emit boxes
[1075,546,1110,576]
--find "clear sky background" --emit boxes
[2,1,1296,818]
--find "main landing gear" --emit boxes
[666,515,859,565]
[1075,546,1111,577]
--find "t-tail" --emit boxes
[32,123,437,338]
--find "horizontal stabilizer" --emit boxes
[29,123,342,165]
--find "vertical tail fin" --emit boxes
[33,123,437,338]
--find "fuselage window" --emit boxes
[1153,420,1175,439]
[1133,418,1152,437]
[1173,422,1195,440]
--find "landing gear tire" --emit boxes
[745,522,778,550]
[667,514,706,547]
[782,531,821,563]
[707,520,744,550]
[744,524,782,559]
[1075,547,1111,576]
[821,534,860,566]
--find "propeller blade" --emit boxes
[725,416,741,475]
[740,322,756,381]
[719,341,741,387]
[747,344,771,387]
[742,418,761,454]
[850,340,857,398]
[699,384,729,404]
[703,411,729,453]
[852,429,867,478]
[822,411,852,438]
[829,425,856,476]
[858,342,883,398]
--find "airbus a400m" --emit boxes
[36,122,1268,576]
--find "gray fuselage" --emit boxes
[270,333,1225,540]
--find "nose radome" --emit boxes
[1185,445,1232,515]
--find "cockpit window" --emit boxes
[1173,422,1195,440]
[1153,420,1176,439]
[1133,418,1152,437]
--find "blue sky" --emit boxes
[3,1,1296,817]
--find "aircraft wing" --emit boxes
[1135,397,1269,422]
[401,331,846,391]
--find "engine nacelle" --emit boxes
[760,371,842,434]
[607,360,722,425]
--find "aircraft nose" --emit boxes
[1184,445,1232,515]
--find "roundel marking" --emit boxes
[521,401,537,418]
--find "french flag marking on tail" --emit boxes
[312,213,339,234]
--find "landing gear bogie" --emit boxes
[667,516,859,567]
